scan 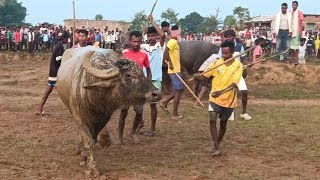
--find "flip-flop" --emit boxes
[172,115,184,119]
[144,130,156,137]
[160,104,170,114]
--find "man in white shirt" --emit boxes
[274,3,292,62]
[139,15,166,136]
[110,31,116,51]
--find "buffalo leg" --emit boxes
[130,105,143,144]
[118,109,128,145]
[79,124,99,175]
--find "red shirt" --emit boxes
[245,31,251,38]
[122,48,150,69]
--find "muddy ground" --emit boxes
[0,52,320,180]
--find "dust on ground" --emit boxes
[0,52,320,179]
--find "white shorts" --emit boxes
[237,77,247,91]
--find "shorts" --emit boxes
[208,102,234,121]
[169,73,184,91]
[48,77,57,87]
[152,80,162,91]
[237,77,247,91]
[120,105,144,114]
[200,78,209,87]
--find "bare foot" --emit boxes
[212,149,222,156]
[35,111,48,116]
[130,134,140,144]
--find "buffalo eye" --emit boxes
[125,74,131,78]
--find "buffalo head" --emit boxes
[82,51,162,106]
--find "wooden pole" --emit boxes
[72,0,76,46]
[174,72,205,107]
[150,0,159,15]
[188,45,256,82]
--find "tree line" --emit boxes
[130,7,251,33]
[0,0,251,32]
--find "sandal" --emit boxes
[144,130,156,137]
[172,115,184,119]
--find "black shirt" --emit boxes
[49,43,65,77]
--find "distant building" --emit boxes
[246,14,320,32]
[63,19,130,32]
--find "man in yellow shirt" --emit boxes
[315,35,320,59]
[161,25,184,119]
[194,41,243,156]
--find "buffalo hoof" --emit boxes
[97,133,111,148]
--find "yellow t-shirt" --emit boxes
[204,58,243,108]
[315,38,320,49]
[167,39,180,74]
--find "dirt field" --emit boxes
[0,52,320,180]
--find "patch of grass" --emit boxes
[249,85,320,100]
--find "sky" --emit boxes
[19,0,318,25]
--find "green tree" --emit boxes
[224,15,237,27]
[233,6,251,29]
[130,10,148,31]
[161,8,179,25]
[179,12,204,33]
[95,14,103,20]
[0,0,27,26]
[197,8,222,33]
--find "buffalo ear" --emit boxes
[84,80,115,89]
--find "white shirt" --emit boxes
[279,13,289,30]
[28,32,35,42]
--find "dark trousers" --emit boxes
[28,41,34,53]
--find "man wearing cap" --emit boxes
[36,31,69,116]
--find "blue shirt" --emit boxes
[43,34,49,42]
[141,42,164,81]
[94,34,101,41]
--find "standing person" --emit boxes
[14,28,21,52]
[290,1,304,65]
[245,36,252,56]
[216,29,252,120]
[123,29,131,49]
[139,15,165,136]
[298,39,306,64]
[306,35,316,60]
[34,29,40,52]
[118,31,152,144]
[6,28,13,51]
[274,3,292,62]
[110,31,116,51]
[36,32,69,116]
[316,35,320,60]
[252,38,263,64]
[42,30,49,52]
[28,28,35,53]
[93,30,102,47]
[72,29,88,48]
[194,41,243,156]
[160,25,184,119]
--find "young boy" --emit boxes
[36,31,69,116]
[139,15,166,136]
[194,41,243,156]
[298,38,306,64]
[160,25,184,119]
